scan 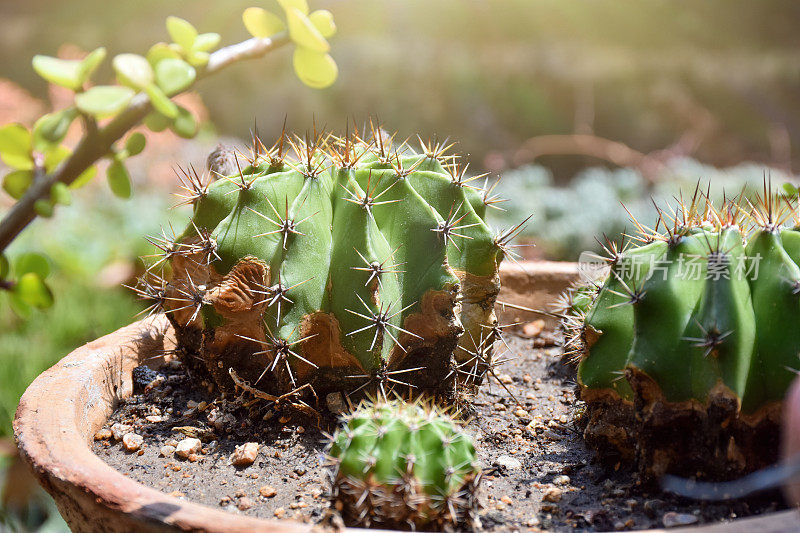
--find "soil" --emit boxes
[92,331,785,531]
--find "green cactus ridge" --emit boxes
[327,399,480,529]
[150,127,519,399]
[566,186,800,479]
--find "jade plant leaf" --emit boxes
[14,272,54,309]
[0,124,33,170]
[309,10,336,38]
[16,252,50,279]
[166,16,198,51]
[145,84,178,119]
[243,7,286,37]
[286,8,329,52]
[125,132,146,156]
[107,159,132,199]
[293,48,337,89]
[2,170,33,200]
[50,182,72,205]
[32,108,78,149]
[75,86,136,118]
[171,106,198,138]
[113,54,154,89]
[193,33,221,52]
[154,58,196,96]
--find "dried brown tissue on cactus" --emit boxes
[559,181,800,480]
[131,122,531,406]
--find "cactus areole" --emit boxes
[327,400,480,529]
[150,127,521,400]
[564,186,800,479]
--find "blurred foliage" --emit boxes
[489,157,797,261]
[0,188,184,436]
[2,0,799,175]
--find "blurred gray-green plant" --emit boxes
[488,157,798,260]
[0,0,338,315]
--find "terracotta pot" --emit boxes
[13,261,799,532]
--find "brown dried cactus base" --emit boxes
[581,384,782,482]
[331,474,480,531]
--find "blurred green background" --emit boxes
[1,1,800,529]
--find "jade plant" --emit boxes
[0,0,338,316]
[326,399,480,530]
[564,184,800,480]
[142,127,525,400]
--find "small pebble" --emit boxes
[160,445,176,457]
[553,475,570,486]
[259,485,278,498]
[110,423,132,441]
[274,507,286,518]
[500,495,513,505]
[122,433,143,452]
[175,437,202,459]
[237,497,254,511]
[498,374,513,384]
[494,454,522,470]
[294,466,307,476]
[514,408,528,418]
[231,442,260,466]
[94,428,112,441]
[662,512,698,528]
[219,496,231,506]
[542,486,563,503]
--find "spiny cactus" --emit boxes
[566,183,800,480]
[137,124,526,401]
[326,399,480,530]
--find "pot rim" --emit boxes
[12,261,799,532]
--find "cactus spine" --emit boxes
[139,125,522,400]
[327,400,480,529]
[568,184,800,479]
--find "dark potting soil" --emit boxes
[92,332,785,531]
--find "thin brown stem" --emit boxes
[0,32,290,254]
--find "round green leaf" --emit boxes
[783,182,798,197]
[0,254,8,279]
[32,55,82,91]
[144,84,178,119]
[154,58,196,96]
[286,8,329,52]
[146,42,182,67]
[243,7,286,38]
[14,272,54,309]
[34,198,54,217]
[77,47,107,85]
[125,132,146,156]
[308,10,336,38]
[171,106,198,138]
[193,32,221,52]
[293,48,338,89]
[278,0,309,16]
[0,124,33,170]
[32,108,78,150]
[166,16,198,51]
[69,165,97,189]
[107,159,132,199]
[185,50,210,68]
[16,252,50,279]
[50,182,72,205]
[75,85,136,118]
[113,53,154,89]
[2,170,33,200]
[144,111,171,132]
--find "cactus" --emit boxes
[569,184,800,480]
[140,125,524,400]
[326,399,480,529]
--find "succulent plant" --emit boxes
[566,184,800,479]
[326,399,480,530]
[141,126,524,400]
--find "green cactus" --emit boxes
[140,126,523,399]
[570,186,800,479]
[327,399,480,529]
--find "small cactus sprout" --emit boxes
[327,399,480,530]
[142,124,526,401]
[568,182,800,480]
